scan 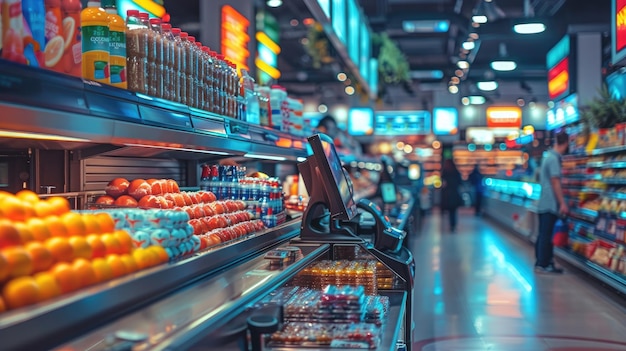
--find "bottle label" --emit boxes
[109,30,126,57]
[9,2,22,17]
[45,10,61,41]
[82,25,109,53]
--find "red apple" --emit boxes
[147,178,165,195]
[167,179,180,193]
[188,219,202,235]
[208,233,222,246]
[183,206,195,219]
[224,200,239,213]
[114,195,138,207]
[105,178,130,198]
[128,179,152,200]
[172,193,185,207]
[190,192,201,204]
[138,195,161,208]
[181,192,193,206]
[95,195,115,205]
[211,202,226,215]
[202,204,215,217]
[193,205,206,219]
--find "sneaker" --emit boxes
[534,264,564,274]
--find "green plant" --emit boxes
[372,33,411,85]
[582,84,626,129]
[305,23,334,69]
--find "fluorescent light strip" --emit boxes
[472,15,487,24]
[297,157,307,162]
[513,23,545,34]
[0,130,91,142]
[124,143,231,155]
[244,153,287,161]
[256,32,281,54]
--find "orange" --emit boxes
[95,213,115,233]
[2,276,40,309]
[148,245,169,264]
[45,237,74,262]
[82,214,101,235]
[0,296,6,312]
[61,212,86,236]
[86,234,106,259]
[91,258,114,283]
[14,222,35,243]
[0,196,27,221]
[119,254,139,274]
[24,241,54,273]
[106,254,127,278]
[72,258,97,287]
[44,35,64,68]
[26,217,51,241]
[3,247,33,278]
[47,197,71,216]
[101,233,122,255]
[63,17,75,51]
[0,251,9,282]
[113,230,133,254]
[33,271,62,301]
[16,189,40,204]
[44,216,69,238]
[34,201,55,218]
[50,262,79,293]
[0,219,22,249]
[132,248,152,270]
[68,236,92,260]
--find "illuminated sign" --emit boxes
[466,128,495,145]
[348,107,374,136]
[374,110,431,136]
[433,107,458,135]
[221,5,250,75]
[546,36,570,101]
[546,93,579,130]
[256,12,281,84]
[613,0,626,63]
[486,107,522,128]
[117,0,168,20]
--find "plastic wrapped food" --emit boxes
[269,322,381,349]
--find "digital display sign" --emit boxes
[221,5,250,74]
[546,93,579,130]
[348,0,360,66]
[433,108,458,135]
[318,0,331,19]
[546,35,570,101]
[348,107,374,136]
[374,110,431,136]
[332,0,346,44]
[486,106,522,128]
[613,0,626,64]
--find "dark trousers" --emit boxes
[536,212,558,267]
[444,208,458,230]
[475,192,482,215]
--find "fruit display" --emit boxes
[0,190,167,313]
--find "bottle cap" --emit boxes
[149,18,161,25]
[126,10,140,17]
[217,54,225,60]
[171,28,181,35]
[138,13,149,20]
[188,36,196,42]
[195,42,202,47]
[161,23,172,30]
[180,32,189,38]
[202,47,210,52]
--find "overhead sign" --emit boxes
[486,107,522,128]
[613,0,626,63]
[466,128,495,145]
[374,110,431,136]
[256,11,281,84]
[221,5,250,74]
[546,93,579,130]
[546,35,570,101]
[433,107,458,135]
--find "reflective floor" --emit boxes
[409,209,626,351]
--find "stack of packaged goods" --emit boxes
[0,190,168,313]
[364,295,389,326]
[93,177,266,256]
[293,260,378,295]
[269,322,382,349]
[375,261,395,290]
[199,164,286,228]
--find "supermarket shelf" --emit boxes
[604,192,626,200]
[0,61,307,162]
[603,178,626,185]
[0,220,302,350]
[568,208,598,222]
[587,161,605,168]
[555,248,626,295]
[266,291,407,351]
[590,145,626,156]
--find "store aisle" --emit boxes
[409,209,626,351]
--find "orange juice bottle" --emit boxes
[81,0,109,83]
[102,0,126,88]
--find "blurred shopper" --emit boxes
[535,130,569,274]
[441,159,463,232]
[316,115,340,141]
[316,114,363,157]
[468,164,484,216]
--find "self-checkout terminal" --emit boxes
[295,134,415,349]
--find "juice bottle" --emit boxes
[1,0,26,63]
[194,41,204,109]
[102,0,126,88]
[178,31,190,106]
[22,0,45,67]
[148,17,163,98]
[60,0,81,77]
[125,9,148,94]
[81,0,109,83]
[42,0,62,70]
[186,35,198,108]
[160,23,174,101]
[171,27,185,105]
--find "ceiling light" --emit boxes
[477,81,498,91]
[490,60,517,71]
[337,72,347,81]
[345,86,355,95]
[290,19,299,26]
[457,60,469,69]
[451,77,460,84]
[469,96,486,104]
[513,22,545,34]
[302,18,314,26]
[402,20,450,33]
[410,70,444,79]
[455,69,464,77]
[462,41,475,50]
[448,85,459,94]
[318,104,328,113]
[472,15,487,24]
[244,153,287,161]
[0,130,91,142]
[472,22,480,28]
[266,0,282,7]
[461,97,470,105]
[469,33,479,40]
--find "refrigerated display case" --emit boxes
[0,62,415,350]
[483,177,540,240]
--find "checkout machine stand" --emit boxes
[293,197,416,350]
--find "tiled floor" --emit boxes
[409,209,626,351]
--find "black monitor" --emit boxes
[306,134,358,221]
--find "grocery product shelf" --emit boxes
[555,248,626,295]
[266,291,408,351]
[0,220,302,350]
[568,208,598,223]
[590,145,626,156]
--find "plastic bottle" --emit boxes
[125,10,147,94]
[148,17,163,98]
[60,0,81,76]
[81,0,109,83]
[200,164,210,191]
[288,97,303,136]
[210,51,221,114]
[181,33,196,108]
[256,85,272,127]
[172,28,186,105]
[241,69,260,124]
[44,0,63,55]
[209,164,220,200]
[160,23,174,101]
[103,0,126,89]
[1,0,26,63]
[270,85,288,131]
[201,46,213,111]
[194,41,205,110]
[23,0,45,67]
